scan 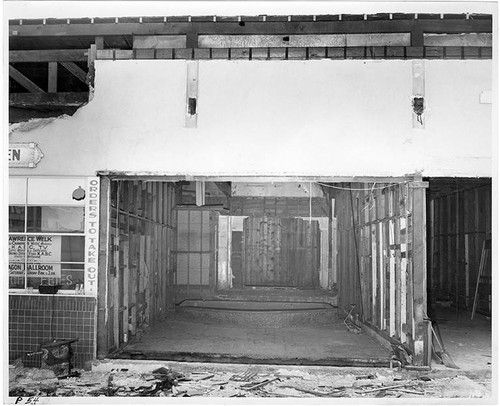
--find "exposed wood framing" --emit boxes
[9,49,88,62]
[335,181,429,365]
[214,182,232,197]
[97,177,111,359]
[9,18,491,38]
[9,65,45,93]
[95,46,492,61]
[99,179,177,356]
[48,62,57,92]
[198,33,411,48]
[60,61,88,83]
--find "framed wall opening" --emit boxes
[97,175,430,367]
[424,177,492,370]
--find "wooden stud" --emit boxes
[47,62,57,92]
[411,185,427,365]
[97,177,111,359]
[378,221,384,330]
[388,189,396,337]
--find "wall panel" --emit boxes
[334,181,428,365]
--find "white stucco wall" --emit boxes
[9,58,492,177]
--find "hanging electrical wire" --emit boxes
[316,181,407,191]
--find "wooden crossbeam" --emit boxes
[8,19,492,37]
[10,92,88,107]
[214,182,232,197]
[9,49,88,62]
[9,65,45,93]
[60,61,88,83]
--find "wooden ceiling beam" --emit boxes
[10,92,88,108]
[9,49,88,62]
[9,65,45,93]
[8,19,492,38]
[60,61,88,83]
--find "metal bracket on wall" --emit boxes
[412,60,425,128]
[185,61,199,128]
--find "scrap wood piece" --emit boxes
[358,383,414,394]
[230,369,259,382]
[241,377,279,390]
[279,385,331,396]
[196,374,215,381]
[390,388,425,395]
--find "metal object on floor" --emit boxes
[343,305,361,334]
[40,338,79,378]
[430,322,459,369]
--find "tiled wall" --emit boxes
[9,295,96,368]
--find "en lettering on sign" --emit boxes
[84,177,100,296]
[9,143,44,168]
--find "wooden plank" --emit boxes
[464,232,470,308]
[400,187,408,345]
[11,19,491,37]
[331,216,337,287]
[113,236,120,348]
[60,61,88,83]
[9,49,88,62]
[424,33,491,46]
[395,216,402,340]
[122,240,129,342]
[378,221,385,330]
[97,177,111,358]
[9,92,88,107]
[133,35,187,48]
[447,195,453,293]
[411,185,427,365]
[389,221,396,336]
[429,199,435,292]
[9,65,45,93]
[48,62,57,92]
[198,33,410,48]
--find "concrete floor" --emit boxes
[431,306,492,372]
[120,308,390,367]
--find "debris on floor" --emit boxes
[8,361,492,399]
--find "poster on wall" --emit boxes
[8,235,62,277]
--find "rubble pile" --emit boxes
[8,361,491,399]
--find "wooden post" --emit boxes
[429,199,434,294]
[411,184,427,365]
[465,234,470,308]
[378,222,384,330]
[48,62,57,93]
[389,189,396,337]
[97,176,111,359]
[447,195,452,295]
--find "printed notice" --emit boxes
[9,235,62,277]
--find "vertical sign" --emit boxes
[85,177,100,296]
